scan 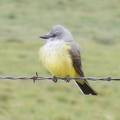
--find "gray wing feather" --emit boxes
[68,41,85,77]
[67,41,97,95]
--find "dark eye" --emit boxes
[52,34,56,37]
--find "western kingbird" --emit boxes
[39,25,97,95]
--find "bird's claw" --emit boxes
[52,76,58,83]
[64,76,71,83]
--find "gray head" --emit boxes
[40,25,74,42]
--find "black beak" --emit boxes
[40,33,54,39]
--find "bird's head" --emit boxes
[40,25,73,42]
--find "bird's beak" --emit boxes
[40,33,53,39]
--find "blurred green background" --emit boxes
[0,0,120,120]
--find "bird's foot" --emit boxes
[64,75,71,83]
[52,76,58,83]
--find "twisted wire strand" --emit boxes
[0,73,120,81]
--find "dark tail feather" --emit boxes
[76,81,97,95]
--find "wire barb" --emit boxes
[32,72,38,83]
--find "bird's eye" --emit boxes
[52,34,56,37]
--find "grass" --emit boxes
[0,0,120,120]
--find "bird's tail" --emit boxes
[75,81,97,95]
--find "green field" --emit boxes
[0,0,120,120]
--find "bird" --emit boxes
[39,25,97,95]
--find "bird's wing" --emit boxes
[67,42,97,95]
[68,41,85,77]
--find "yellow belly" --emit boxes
[39,41,77,77]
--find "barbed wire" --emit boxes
[0,72,120,83]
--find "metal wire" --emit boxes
[0,72,120,82]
